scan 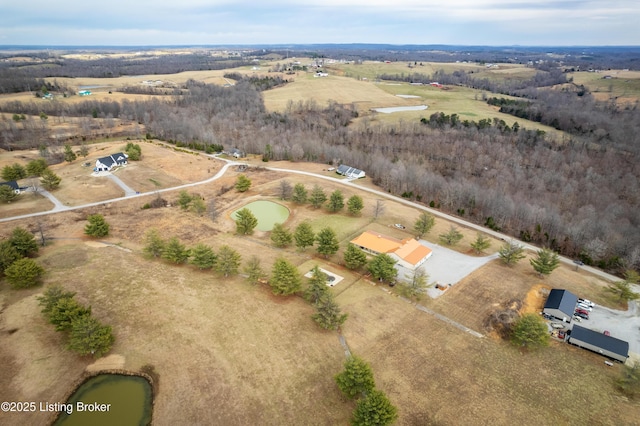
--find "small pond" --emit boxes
[54,374,152,426]
[232,200,290,231]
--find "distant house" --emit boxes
[0,180,21,194]
[543,289,578,322]
[95,152,128,172]
[230,148,245,159]
[78,90,92,96]
[314,72,329,77]
[350,230,432,271]
[568,325,629,363]
[336,164,365,179]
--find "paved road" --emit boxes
[32,188,69,212]
[0,155,629,290]
[0,159,240,224]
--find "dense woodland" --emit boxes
[1,51,639,274]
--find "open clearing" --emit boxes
[1,145,638,424]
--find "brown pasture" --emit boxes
[0,149,638,425]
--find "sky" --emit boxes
[1,0,639,46]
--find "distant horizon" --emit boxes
[1,43,639,50]
[1,1,638,46]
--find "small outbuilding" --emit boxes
[543,289,578,322]
[568,325,629,363]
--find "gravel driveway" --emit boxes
[575,297,640,359]
[393,240,498,299]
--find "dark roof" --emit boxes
[0,180,19,190]
[543,289,578,317]
[97,152,127,167]
[570,325,629,358]
[337,164,364,176]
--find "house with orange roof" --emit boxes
[350,230,433,272]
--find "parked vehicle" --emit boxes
[558,330,566,339]
[574,312,589,320]
[572,316,582,322]
[604,330,611,336]
[394,223,406,229]
[575,308,589,316]
[577,303,593,311]
[551,323,565,329]
[578,298,595,307]
[573,260,584,266]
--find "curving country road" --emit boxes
[0,155,625,285]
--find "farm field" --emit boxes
[569,69,640,106]
[1,144,638,424]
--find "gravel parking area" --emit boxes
[394,240,498,299]
[576,299,640,358]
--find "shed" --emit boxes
[568,325,629,363]
[543,289,578,322]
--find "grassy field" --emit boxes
[569,70,640,106]
[1,145,638,425]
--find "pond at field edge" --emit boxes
[54,374,152,426]
[232,200,290,231]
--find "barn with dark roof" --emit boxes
[568,325,629,363]
[543,289,578,322]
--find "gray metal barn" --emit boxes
[568,325,629,363]
[543,289,578,322]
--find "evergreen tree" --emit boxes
[309,184,327,208]
[143,229,165,258]
[270,258,302,295]
[1,163,26,180]
[64,144,77,162]
[216,245,241,277]
[439,225,464,245]
[607,270,640,303]
[189,243,217,270]
[125,142,142,160]
[499,240,526,266]
[0,185,18,203]
[414,211,435,238]
[162,237,190,264]
[304,265,330,305]
[351,389,398,426]
[9,227,38,257]
[26,158,48,177]
[470,233,492,254]
[5,258,45,289]
[316,227,339,258]
[312,293,348,330]
[270,223,293,248]
[530,248,560,277]
[344,243,367,270]
[84,214,110,237]
[511,313,550,349]
[335,355,376,399]
[37,285,76,318]
[48,297,92,332]
[368,253,397,283]
[243,255,266,285]
[235,208,258,235]
[67,316,115,358]
[40,168,61,190]
[291,183,308,204]
[177,190,193,210]
[347,195,364,216]
[327,190,345,212]
[235,174,252,192]
[0,240,21,275]
[294,221,315,251]
[190,197,206,215]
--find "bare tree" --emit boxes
[207,199,220,222]
[373,199,385,220]
[277,180,293,200]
